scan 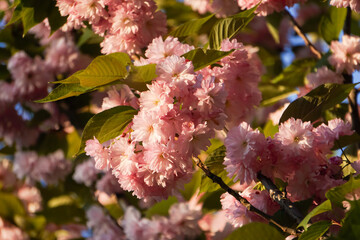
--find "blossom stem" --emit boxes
[257,172,304,225]
[193,157,298,235]
[284,9,322,59]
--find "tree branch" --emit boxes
[193,157,298,236]
[257,173,304,225]
[284,9,322,59]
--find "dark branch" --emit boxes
[194,157,298,236]
[257,172,304,225]
[284,9,322,59]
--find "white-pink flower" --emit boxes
[275,118,314,154]
[306,66,344,89]
[328,35,360,74]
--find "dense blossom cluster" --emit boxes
[221,118,354,226]
[224,118,352,202]
[185,0,306,16]
[13,150,71,185]
[56,0,167,54]
[86,200,202,240]
[3,0,360,239]
[0,21,90,147]
[200,39,263,126]
[85,37,263,203]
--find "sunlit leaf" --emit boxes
[225,222,284,240]
[298,221,331,240]
[319,7,347,44]
[182,48,234,71]
[200,145,234,193]
[78,106,137,154]
[280,83,356,123]
[78,52,131,87]
[298,200,332,230]
[208,7,256,50]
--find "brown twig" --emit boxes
[257,173,304,225]
[284,9,322,59]
[194,157,298,236]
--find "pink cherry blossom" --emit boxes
[224,122,266,184]
[73,159,101,187]
[306,66,344,89]
[328,35,360,74]
[275,118,314,154]
[330,0,360,13]
[85,137,110,170]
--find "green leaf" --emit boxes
[298,200,332,230]
[225,222,284,240]
[77,28,103,47]
[169,14,216,38]
[124,64,157,91]
[47,1,67,34]
[182,48,234,71]
[200,145,234,193]
[335,200,360,240]
[78,52,132,87]
[41,204,85,225]
[319,7,347,44]
[144,196,178,218]
[260,84,297,107]
[299,221,331,240]
[21,0,51,36]
[326,176,360,207]
[263,120,279,138]
[271,59,317,88]
[265,13,282,44]
[181,170,202,201]
[78,106,137,154]
[280,83,356,123]
[0,192,26,219]
[104,203,124,219]
[35,83,94,103]
[208,7,256,50]
[52,71,83,84]
[7,4,23,26]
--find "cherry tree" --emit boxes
[1,0,360,239]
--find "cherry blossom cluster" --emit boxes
[221,118,354,227]
[0,159,42,215]
[328,35,360,75]
[330,0,360,13]
[0,21,90,148]
[85,200,202,240]
[0,217,28,240]
[85,37,264,203]
[199,39,263,127]
[13,150,71,185]
[56,0,167,54]
[306,66,344,89]
[86,205,124,240]
[224,118,353,203]
[86,37,226,203]
[121,203,202,240]
[73,159,123,196]
[185,0,306,16]
[221,182,279,227]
